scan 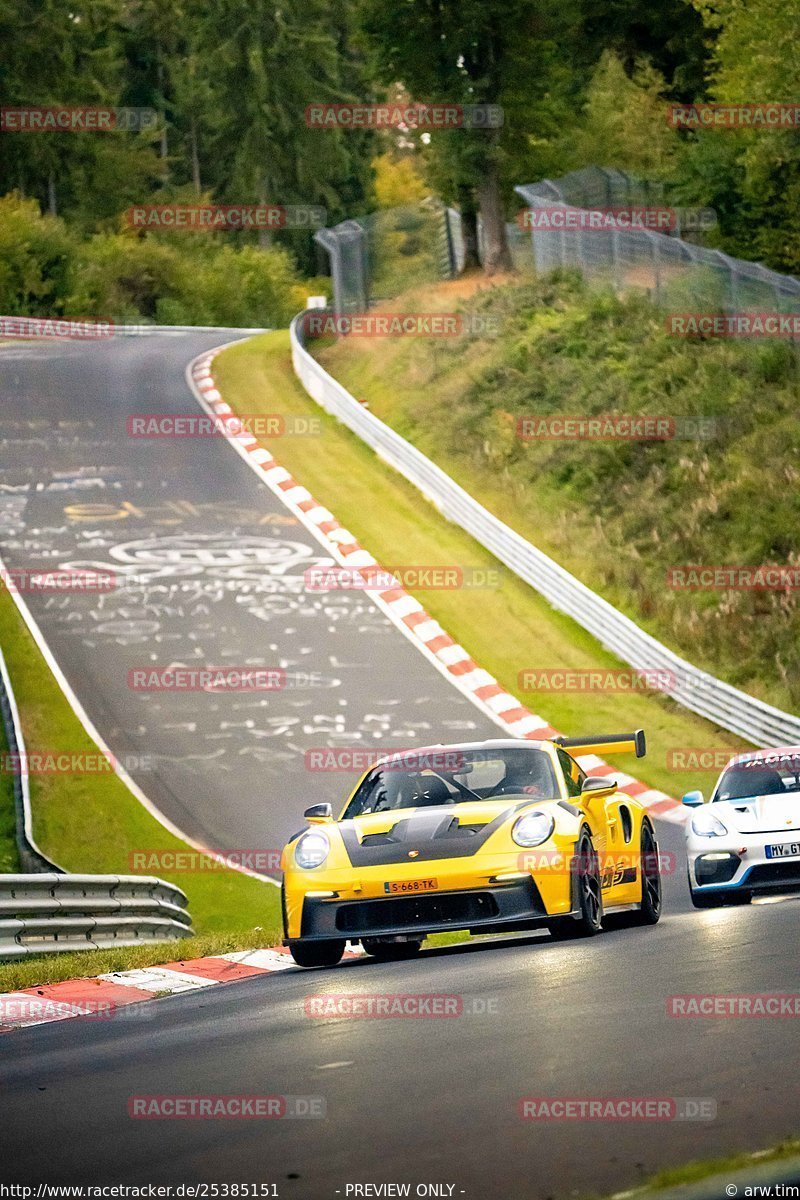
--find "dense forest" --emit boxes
[1,0,798,323]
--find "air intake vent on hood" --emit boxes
[360,813,489,846]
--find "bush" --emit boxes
[68,234,189,321]
[0,194,76,316]
[66,232,303,327]
[0,192,308,328]
[191,244,302,328]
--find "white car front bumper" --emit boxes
[687,829,800,896]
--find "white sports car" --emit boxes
[684,746,800,907]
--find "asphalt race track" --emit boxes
[2,333,800,1197]
[0,332,497,859]
[3,888,800,1196]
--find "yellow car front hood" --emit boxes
[337,797,552,868]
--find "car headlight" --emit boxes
[295,831,330,869]
[691,809,728,838]
[512,810,555,848]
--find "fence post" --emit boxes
[652,230,662,302]
[357,221,370,310]
[442,207,456,278]
[313,228,343,314]
[313,220,369,316]
[611,228,621,290]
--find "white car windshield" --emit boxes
[714,754,800,802]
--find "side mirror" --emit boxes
[304,802,333,824]
[580,776,617,799]
[682,790,704,808]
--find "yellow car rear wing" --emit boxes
[553,729,646,759]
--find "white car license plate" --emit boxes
[766,842,800,859]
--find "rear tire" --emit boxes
[628,821,662,926]
[548,829,603,939]
[362,938,423,961]
[287,939,346,968]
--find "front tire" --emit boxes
[287,939,346,968]
[548,829,603,939]
[628,821,662,926]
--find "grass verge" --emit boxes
[213,330,744,806]
[608,1137,800,1197]
[0,680,21,873]
[316,273,800,713]
[0,584,280,993]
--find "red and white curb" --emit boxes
[188,351,683,826]
[0,946,365,1033]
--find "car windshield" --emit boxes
[341,747,560,818]
[714,753,800,802]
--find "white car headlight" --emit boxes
[691,809,728,838]
[295,831,330,869]
[512,810,555,848]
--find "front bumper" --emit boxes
[290,878,550,943]
[688,832,800,896]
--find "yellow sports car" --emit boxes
[280,732,661,967]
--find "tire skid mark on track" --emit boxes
[188,350,683,828]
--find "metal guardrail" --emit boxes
[291,313,800,748]
[0,645,193,958]
[0,874,192,960]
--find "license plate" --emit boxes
[766,842,800,859]
[384,878,438,894]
